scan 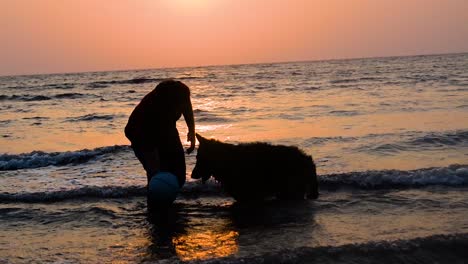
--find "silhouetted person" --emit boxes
[125,80,195,188]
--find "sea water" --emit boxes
[0,53,467,263]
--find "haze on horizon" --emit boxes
[1,0,467,76]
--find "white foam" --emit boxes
[0,145,129,170]
[321,165,468,188]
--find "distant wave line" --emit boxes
[0,93,98,102]
[360,130,468,155]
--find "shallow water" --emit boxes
[1,53,468,263]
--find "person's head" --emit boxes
[154,80,190,107]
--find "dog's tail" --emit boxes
[306,156,319,199]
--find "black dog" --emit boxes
[191,134,319,202]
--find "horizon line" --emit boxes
[2,51,467,78]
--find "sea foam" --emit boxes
[321,165,468,189]
[0,145,129,170]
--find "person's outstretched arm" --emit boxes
[182,96,196,154]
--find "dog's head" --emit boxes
[191,133,216,183]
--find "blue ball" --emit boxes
[148,172,180,206]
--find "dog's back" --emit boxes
[192,134,319,202]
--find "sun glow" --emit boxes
[170,0,214,10]
[2,0,467,76]
[172,230,238,261]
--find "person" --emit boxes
[125,80,195,188]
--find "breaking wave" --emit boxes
[321,164,468,189]
[2,165,467,203]
[0,145,130,170]
[364,130,468,154]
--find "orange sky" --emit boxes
[1,0,467,76]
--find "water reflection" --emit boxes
[146,202,238,261]
[145,199,317,262]
[173,228,238,261]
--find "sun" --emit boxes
[170,0,216,11]
[173,0,209,8]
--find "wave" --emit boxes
[403,74,449,82]
[2,165,467,203]
[0,119,12,125]
[410,130,468,147]
[65,113,124,122]
[328,110,360,116]
[359,76,385,81]
[0,205,122,224]
[4,82,76,91]
[0,94,51,101]
[321,164,468,189]
[0,93,97,102]
[0,180,226,203]
[22,116,50,121]
[191,233,468,264]
[329,78,358,84]
[87,76,205,88]
[364,130,468,154]
[0,185,146,203]
[0,145,129,171]
[301,136,357,146]
[41,82,76,90]
[196,116,231,123]
[53,92,92,99]
[195,109,231,123]
[89,77,165,87]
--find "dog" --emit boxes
[191,134,319,202]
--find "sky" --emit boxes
[1,0,467,76]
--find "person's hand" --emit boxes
[186,130,196,154]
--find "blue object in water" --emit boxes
[148,171,180,206]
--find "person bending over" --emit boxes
[125,80,195,188]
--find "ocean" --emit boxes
[1,53,467,263]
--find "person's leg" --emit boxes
[172,143,186,187]
[132,145,160,183]
[158,139,186,188]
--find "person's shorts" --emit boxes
[132,138,186,187]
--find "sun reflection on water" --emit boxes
[172,229,239,261]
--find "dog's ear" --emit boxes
[196,133,205,143]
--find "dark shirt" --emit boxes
[125,89,182,149]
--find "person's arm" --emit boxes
[182,96,196,154]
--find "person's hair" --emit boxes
[154,79,190,104]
